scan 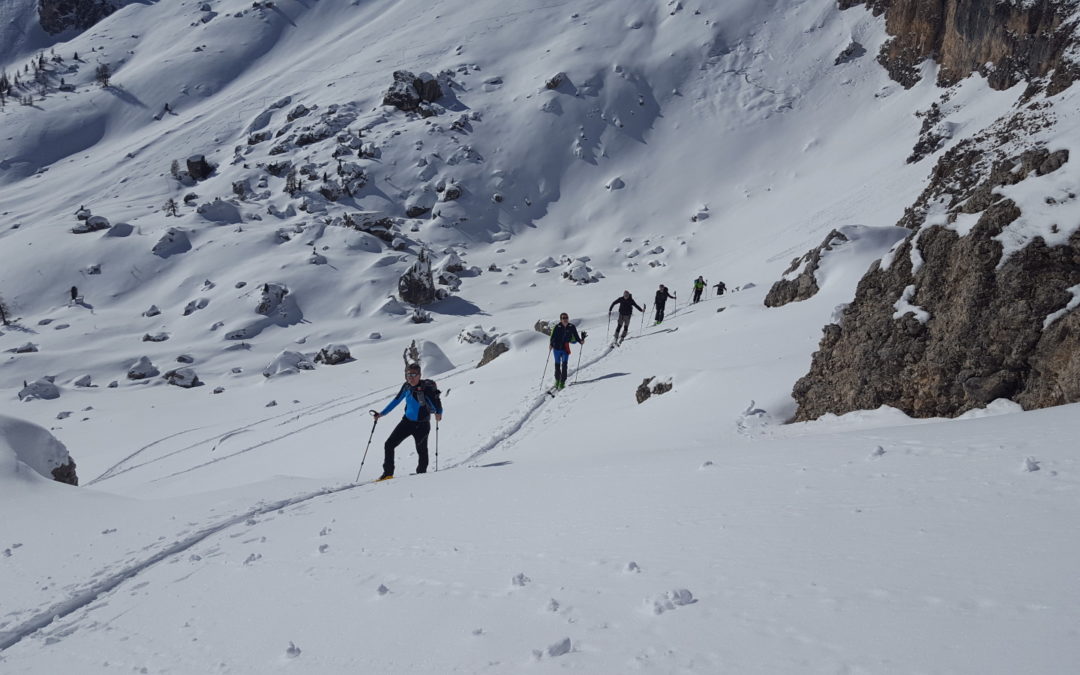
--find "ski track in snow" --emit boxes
[0,328,681,654]
[0,481,367,653]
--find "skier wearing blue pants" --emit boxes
[549,312,586,390]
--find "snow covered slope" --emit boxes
[1,0,1078,672]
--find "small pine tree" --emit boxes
[164,198,179,217]
[170,159,180,179]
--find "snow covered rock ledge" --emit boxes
[0,414,78,485]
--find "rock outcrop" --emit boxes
[764,229,850,308]
[793,136,1079,420]
[383,70,443,114]
[840,0,1080,93]
[398,250,438,305]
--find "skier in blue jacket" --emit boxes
[373,362,443,480]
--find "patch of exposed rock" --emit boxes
[636,377,673,404]
[314,344,352,365]
[764,230,850,308]
[477,339,510,367]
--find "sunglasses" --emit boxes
[406,372,421,377]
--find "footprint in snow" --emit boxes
[869,446,886,459]
[648,588,697,615]
[377,584,391,596]
[285,641,301,658]
[512,572,531,587]
[1023,457,1040,472]
[625,561,642,573]
[533,637,573,660]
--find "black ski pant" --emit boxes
[693,288,702,303]
[615,313,632,339]
[654,304,666,323]
[383,417,430,476]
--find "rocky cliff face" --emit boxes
[840,0,1080,93]
[39,0,121,35]
[793,122,1078,420]
[788,4,1080,421]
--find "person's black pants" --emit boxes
[383,418,430,476]
[655,305,666,322]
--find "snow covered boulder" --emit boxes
[196,198,243,224]
[262,351,316,378]
[383,70,443,112]
[256,283,290,315]
[0,414,78,485]
[186,154,215,181]
[72,215,110,234]
[163,368,202,388]
[18,378,60,402]
[398,250,437,305]
[477,338,510,368]
[458,325,495,345]
[314,344,352,365]
[127,356,160,380]
[105,221,134,237]
[563,259,601,284]
[152,228,192,258]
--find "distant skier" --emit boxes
[653,284,675,325]
[373,362,443,480]
[608,290,644,344]
[549,312,586,390]
[69,286,79,304]
[692,276,705,304]
[713,280,726,296]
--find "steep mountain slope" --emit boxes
[1,0,932,396]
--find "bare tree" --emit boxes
[95,63,111,87]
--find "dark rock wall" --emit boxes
[840,0,1079,92]
[39,0,121,34]
[793,145,1080,420]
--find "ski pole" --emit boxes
[355,410,379,482]
[435,419,439,471]
[606,312,612,340]
[539,348,551,392]
[573,339,585,385]
[639,305,647,335]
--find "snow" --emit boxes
[1,0,1079,672]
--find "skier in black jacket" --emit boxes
[608,291,644,343]
[549,312,586,390]
[653,285,675,325]
[373,362,443,480]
